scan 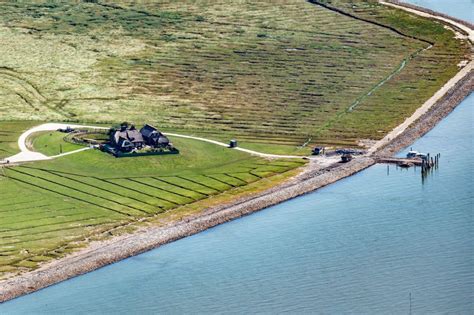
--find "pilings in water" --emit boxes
[421,153,440,182]
[421,152,440,172]
[379,152,441,183]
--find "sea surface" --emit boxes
[404,0,473,22]
[1,1,473,314]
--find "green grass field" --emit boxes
[29,131,83,156]
[0,0,470,279]
[0,124,306,278]
[0,0,468,150]
[0,121,38,159]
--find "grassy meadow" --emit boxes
[0,121,38,159]
[0,0,470,278]
[1,126,306,278]
[0,0,468,149]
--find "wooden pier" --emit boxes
[377,157,424,167]
[377,153,440,171]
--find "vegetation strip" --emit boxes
[128,178,197,201]
[0,173,132,218]
[9,168,149,215]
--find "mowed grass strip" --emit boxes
[223,172,260,184]
[25,168,172,212]
[0,221,120,253]
[163,175,231,194]
[105,178,180,209]
[135,177,204,200]
[0,121,38,158]
[0,213,110,238]
[3,169,140,217]
[0,203,75,221]
[42,170,162,214]
[15,167,153,214]
[0,222,120,257]
[0,207,97,229]
[204,174,245,188]
[0,199,50,213]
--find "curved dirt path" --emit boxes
[1,123,339,165]
[2,123,105,164]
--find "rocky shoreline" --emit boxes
[0,2,473,304]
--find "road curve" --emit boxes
[1,123,339,165]
[3,123,107,164]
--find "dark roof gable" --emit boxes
[140,124,162,139]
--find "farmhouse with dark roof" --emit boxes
[109,123,170,153]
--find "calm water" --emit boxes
[2,2,473,314]
[404,0,473,22]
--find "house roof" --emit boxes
[127,129,144,143]
[140,124,159,138]
[114,131,128,144]
[158,135,169,144]
[112,129,144,144]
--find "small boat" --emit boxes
[407,150,427,160]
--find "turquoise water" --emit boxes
[2,2,473,314]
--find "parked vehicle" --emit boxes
[341,153,352,163]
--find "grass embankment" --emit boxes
[0,124,306,279]
[314,0,470,141]
[0,1,468,151]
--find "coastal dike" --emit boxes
[0,1,473,303]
